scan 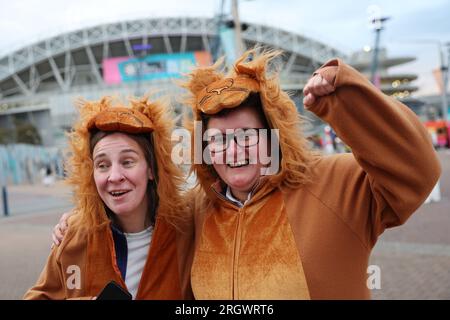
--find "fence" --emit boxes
[0,144,65,186]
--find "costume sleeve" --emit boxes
[23,247,66,300]
[23,231,94,300]
[306,59,441,248]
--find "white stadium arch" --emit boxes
[0,17,346,146]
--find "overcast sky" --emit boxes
[1,0,449,96]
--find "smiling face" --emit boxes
[206,102,270,202]
[92,132,153,226]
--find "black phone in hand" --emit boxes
[96,281,132,300]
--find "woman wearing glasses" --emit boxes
[181,49,440,299]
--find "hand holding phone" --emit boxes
[96,281,132,300]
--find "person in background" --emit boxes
[42,164,55,187]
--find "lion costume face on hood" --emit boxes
[66,97,185,228]
[181,49,315,196]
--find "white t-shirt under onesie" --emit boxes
[123,226,153,299]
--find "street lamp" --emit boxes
[442,42,450,120]
[231,0,245,57]
[395,39,449,120]
[438,42,449,120]
[211,0,227,61]
[369,15,390,87]
[212,0,250,65]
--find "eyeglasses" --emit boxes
[206,128,264,153]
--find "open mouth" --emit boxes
[227,160,249,168]
[109,190,131,198]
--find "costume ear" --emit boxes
[233,49,282,81]
[74,97,111,132]
[130,97,161,124]
[178,56,225,97]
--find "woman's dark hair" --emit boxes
[89,130,159,227]
[200,92,269,129]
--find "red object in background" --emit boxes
[424,120,450,148]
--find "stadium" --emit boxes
[0,16,345,147]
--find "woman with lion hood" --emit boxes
[181,49,440,299]
[25,97,194,300]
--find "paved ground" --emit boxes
[370,150,450,299]
[0,180,73,300]
[1,151,449,300]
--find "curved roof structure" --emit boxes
[0,17,348,146]
[0,16,345,101]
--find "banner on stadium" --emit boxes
[102,51,212,84]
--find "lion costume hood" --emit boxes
[66,97,186,227]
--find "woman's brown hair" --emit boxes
[89,130,159,226]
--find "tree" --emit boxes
[15,122,42,145]
[0,127,14,144]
